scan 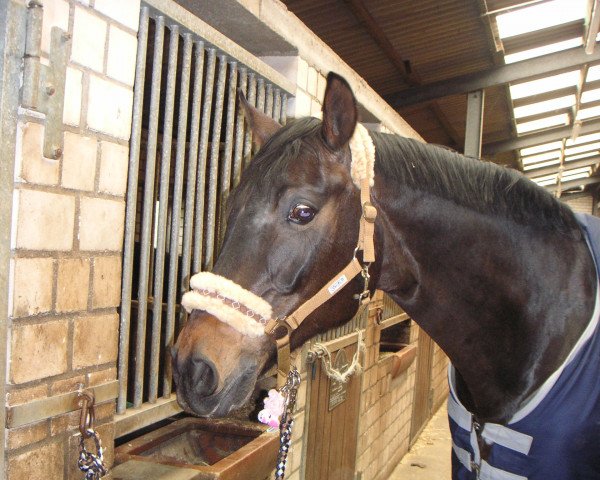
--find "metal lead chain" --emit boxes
[77,392,107,479]
[275,367,301,480]
[78,429,107,479]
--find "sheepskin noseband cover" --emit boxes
[181,272,273,337]
[181,123,375,338]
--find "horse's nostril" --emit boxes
[189,353,218,397]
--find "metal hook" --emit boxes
[78,391,96,439]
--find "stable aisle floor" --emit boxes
[389,403,452,479]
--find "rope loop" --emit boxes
[311,330,365,383]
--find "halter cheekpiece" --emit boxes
[181,123,377,385]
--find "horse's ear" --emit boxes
[237,89,281,148]
[321,72,358,151]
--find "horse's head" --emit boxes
[172,73,375,417]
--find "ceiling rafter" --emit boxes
[384,46,600,108]
[546,175,600,192]
[525,154,600,178]
[483,118,600,154]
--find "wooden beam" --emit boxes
[385,46,600,108]
[343,0,418,85]
[428,102,462,148]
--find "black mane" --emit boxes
[372,131,581,236]
[236,117,580,236]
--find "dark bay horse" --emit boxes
[172,73,600,478]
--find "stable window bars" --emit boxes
[116,0,293,437]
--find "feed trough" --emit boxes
[113,417,278,480]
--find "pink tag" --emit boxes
[258,389,285,428]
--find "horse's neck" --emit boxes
[373,184,596,423]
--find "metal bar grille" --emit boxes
[118,6,149,414]
[117,0,293,430]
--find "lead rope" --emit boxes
[274,367,301,480]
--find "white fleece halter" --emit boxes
[181,123,376,337]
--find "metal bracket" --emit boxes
[23,1,71,159]
[6,380,118,429]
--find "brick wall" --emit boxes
[6,1,139,478]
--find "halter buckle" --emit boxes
[362,201,377,223]
[265,316,294,340]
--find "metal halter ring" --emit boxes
[353,263,371,303]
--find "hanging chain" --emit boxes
[274,367,301,480]
[77,392,107,479]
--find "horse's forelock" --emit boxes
[231,118,327,203]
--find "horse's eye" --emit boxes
[288,204,316,224]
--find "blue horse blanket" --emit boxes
[449,213,600,480]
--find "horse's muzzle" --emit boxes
[171,312,265,417]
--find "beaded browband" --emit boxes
[181,123,377,385]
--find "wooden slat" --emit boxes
[317,360,334,478]
[305,360,321,480]
[327,344,355,479]
[305,342,360,479]
[339,344,361,479]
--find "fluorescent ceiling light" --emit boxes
[523,159,561,171]
[510,71,580,100]
[513,95,575,118]
[520,141,563,156]
[521,150,562,165]
[496,0,586,39]
[504,38,582,64]
[516,113,569,134]
[577,105,600,121]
